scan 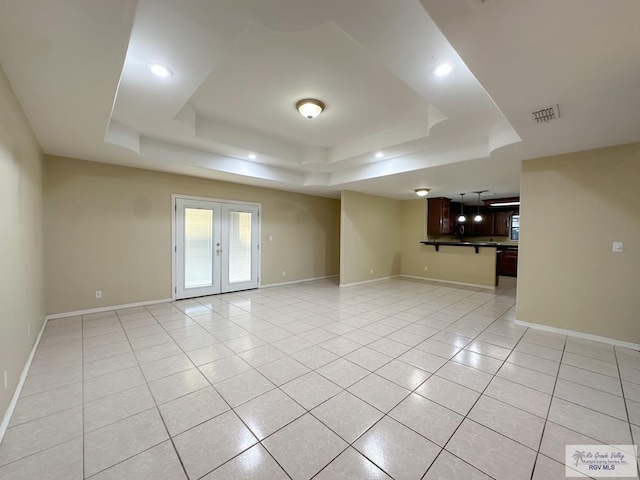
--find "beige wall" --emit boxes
[340,191,402,285]
[402,199,497,287]
[0,66,45,419]
[517,142,640,343]
[44,156,340,314]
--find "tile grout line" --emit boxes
[530,336,638,478]
[329,281,519,478]
[412,304,528,479]
[528,332,568,480]
[0,336,85,472]
[13,277,625,480]
[184,298,296,479]
[78,308,192,480]
[80,309,199,478]
[183,282,493,479]
[147,300,295,480]
[119,306,196,480]
[1,282,436,476]
[612,345,640,479]
[0,323,86,463]
[70,313,155,478]
[0,314,51,441]
[310,293,519,480]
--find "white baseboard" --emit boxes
[399,274,496,290]
[0,316,48,445]
[515,319,640,351]
[46,298,173,321]
[262,275,339,289]
[339,275,400,288]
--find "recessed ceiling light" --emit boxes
[375,152,385,159]
[433,63,453,77]
[248,154,257,160]
[146,63,172,78]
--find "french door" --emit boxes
[174,197,259,299]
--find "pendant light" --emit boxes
[473,190,487,223]
[457,193,466,223]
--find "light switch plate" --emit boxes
[612,242,623,253]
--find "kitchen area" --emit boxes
[420,195,520,286]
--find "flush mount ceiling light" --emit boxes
[457,193,467,223]
[146,63,172,78]
[433,63,453,77]
[296,98,325,119]
[247,154,257,160]
[375,151,385,159]
[415,188,430,197]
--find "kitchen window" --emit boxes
[510,214,520,241]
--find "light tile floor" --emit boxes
[1,277,639,479]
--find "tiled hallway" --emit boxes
[0,277,638,479]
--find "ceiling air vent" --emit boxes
[530,104,560,124]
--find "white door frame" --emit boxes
[171,194,262,301]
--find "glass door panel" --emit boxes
[175,199,221,299]
[227,211,252,284]
[221,204,259,293]
[184,208,214,288]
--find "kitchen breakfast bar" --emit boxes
[418,241,518,287]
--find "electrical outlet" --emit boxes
[282,271,286,277]
[95,290,102,299]
[3,371,7,391]
[424,266,428,271]
[269,235,273,241]
[369,269,374,274]
[612,242,623,253]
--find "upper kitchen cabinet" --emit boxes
[455,208,518,238]
[493,211,510,236]
[428,196,519,238]
[480,212,495,236]
[427,197,452,236]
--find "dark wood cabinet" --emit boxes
[428,198,517,239]
[468,218,482,236]
[450,202,466,236]
[470,209,515,237]
[427,197,452,236]
[498,250,518,276]
[481,212,495,236]
[493,211,510,236]
[452,213,485,237]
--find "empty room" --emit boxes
[1,0,640,479]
